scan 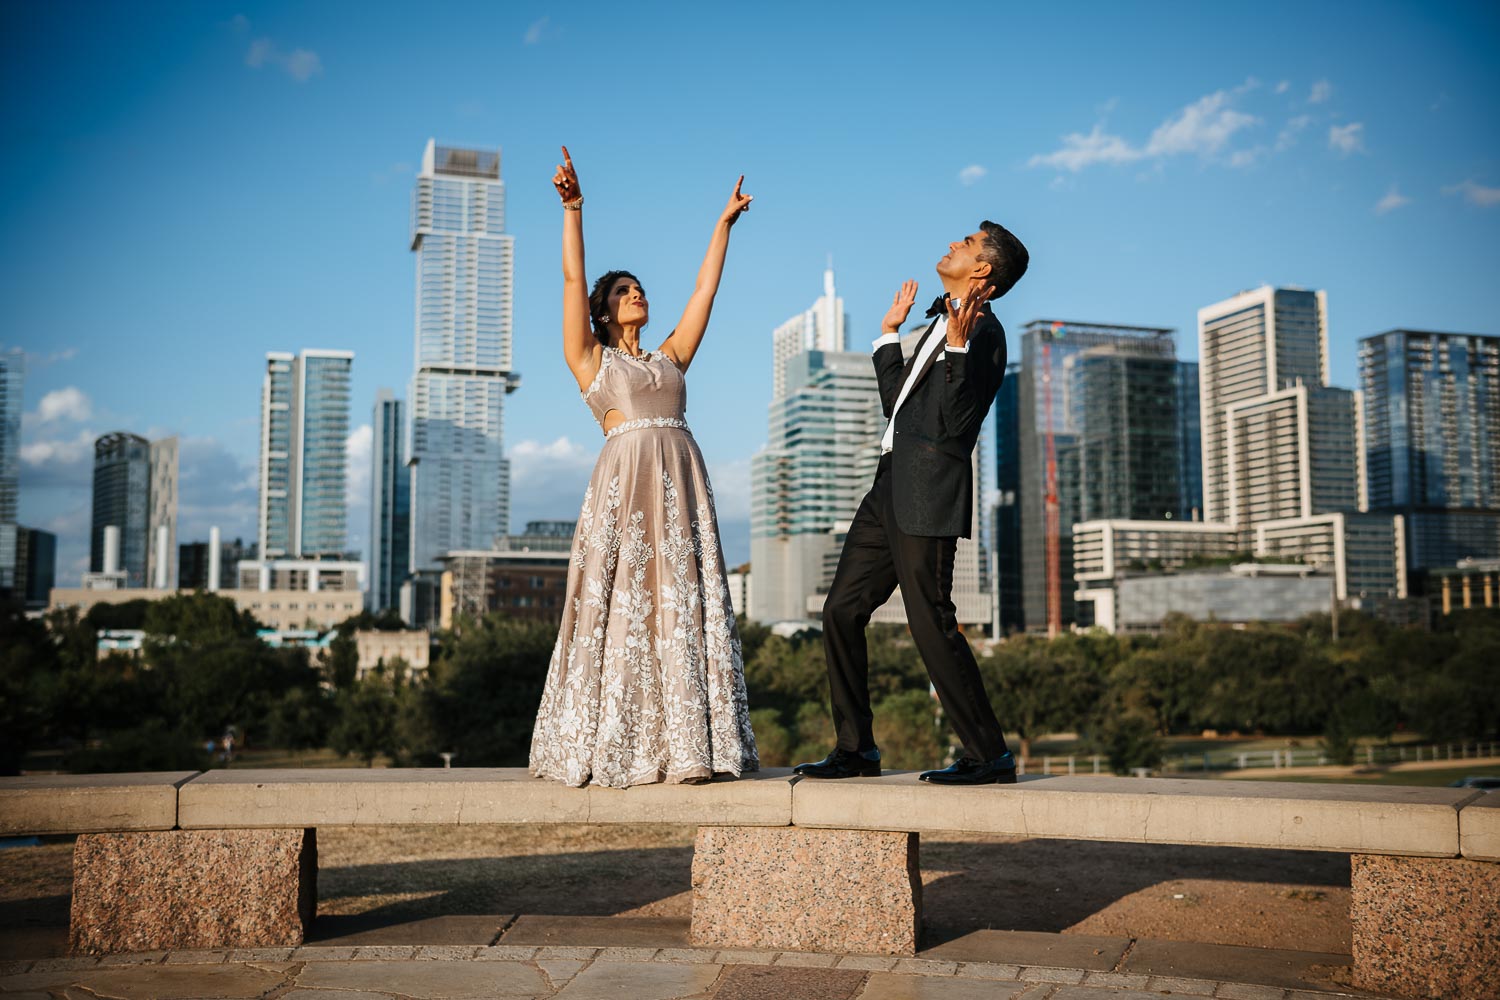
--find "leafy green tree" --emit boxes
[748,707,793,766]
[979,634,1105,758]
[419,614,556,765]
[330,671,400,767]
[873,689,945,769]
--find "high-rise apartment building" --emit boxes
[1018,320,1189,631]
[369,388,411,612]
[1198,287,1331,524]
[0,349,22,591]
[751,349,883,622]
[408,140,518,570]
[258,349,353,560]
[772,267,846,400]
[1176,361,1203,520]
[91,432,177,588]
[1359,329,1500,570]
[992,365,1023,633]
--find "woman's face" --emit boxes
[606,276,649,329]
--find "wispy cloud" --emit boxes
[1275,114,1313,152]
[524,17,550,45]
[238,17,322,82]
[32,386,93,424]
[1328,122,1365,155]
[1029,83,1259,173]
[1375,185,1411,215]
[371,161,414,186]
[508,436,596,527]
[1275,80,1290,95]
[1308,79,1332,104]
[958,164,987,186]
[1442,178,1500,208]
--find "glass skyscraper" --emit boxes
[91,432,152,586]
[369,388,411,611]
[258,349,353,559]
[1018,320,1187,631]
[408,140,517,570]
[1360,329,1500,570]
[0,348,22,590]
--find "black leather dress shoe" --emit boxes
[793,747,881,779]
[919,754,1017,785]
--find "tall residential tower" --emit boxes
[408,140,518,570]
[257,349,353,559]
[0,349,22,590]
[369,389,411,611]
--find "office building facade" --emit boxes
[90,433,153,586]
[0,349,22,591]
[991,365,1023,633]
[369,389,410,611]
[409,140,518,570]
[772,267,847,401]
[1017,320,1188,631]
[258,350,353,560]
[1359,329,1500,571]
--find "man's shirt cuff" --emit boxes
[872,333,901,352]
[945,343,969,354]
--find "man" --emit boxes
[795,222,1028,785]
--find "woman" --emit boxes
[529,147,760,788]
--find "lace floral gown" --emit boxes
[529,347,760,788]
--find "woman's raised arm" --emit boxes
[659,176,752,373]
[554,146,599,391]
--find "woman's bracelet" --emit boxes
[562,196,584,211]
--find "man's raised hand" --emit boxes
[553,146,581,204]
[882,280,919,334]
[945,281,994,348]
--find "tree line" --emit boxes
[2,592,1496,776]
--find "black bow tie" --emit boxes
[924,294,949,318]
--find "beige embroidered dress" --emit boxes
[529,346,759,788]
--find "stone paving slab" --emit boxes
[309,913,513,946]
[503,914,691,948]
[859,972,1026,998]
[923,929,1129,970]
[70,962,293,998]
[714,964,866,1000]
[551,959,721,998]
[295,959,548,997]
[1120,940,1351,993]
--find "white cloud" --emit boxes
[1328,122,1365,155]
[345,424,372,505]
[957,164,987,186]
[1030,84,1259,173]
[245,36,322,81]
[1275,114,1313,151]
[1375,185,1412,215]
[176,436,259,544]
[21,429,95,472]
[1442,178,1500,208]
[1095,96,1120,116]
[1308,79,1332,104]
[33,386,92,424]
[1028,125,1142,172]
[524,17,549,45]
[507,436,598,527]
[707,457,752,521]
[1275,80,1290,95]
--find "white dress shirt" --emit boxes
[873,300,969,455]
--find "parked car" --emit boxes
[1448,775,1500,791]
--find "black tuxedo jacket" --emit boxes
[874,306,1007,538]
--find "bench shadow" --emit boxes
[918,836,1350,947]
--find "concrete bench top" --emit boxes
[6,768,1495,860]
[1459,790,1500,861]
[175,768,799,829]
[0,772,197,835]
[792,772,1482,858]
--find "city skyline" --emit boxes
[4,3,1498,584]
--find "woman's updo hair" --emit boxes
[588,270,644,345]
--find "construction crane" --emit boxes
[1042,322,1065,638]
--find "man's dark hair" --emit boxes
[977,221,1029,300]
[588,270,644,345]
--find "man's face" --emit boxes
[936,231,991,287]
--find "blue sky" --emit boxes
[3,1,1497,584]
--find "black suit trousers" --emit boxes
[821,454,1009,761]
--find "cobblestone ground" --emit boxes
[0,945,1397,1000]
